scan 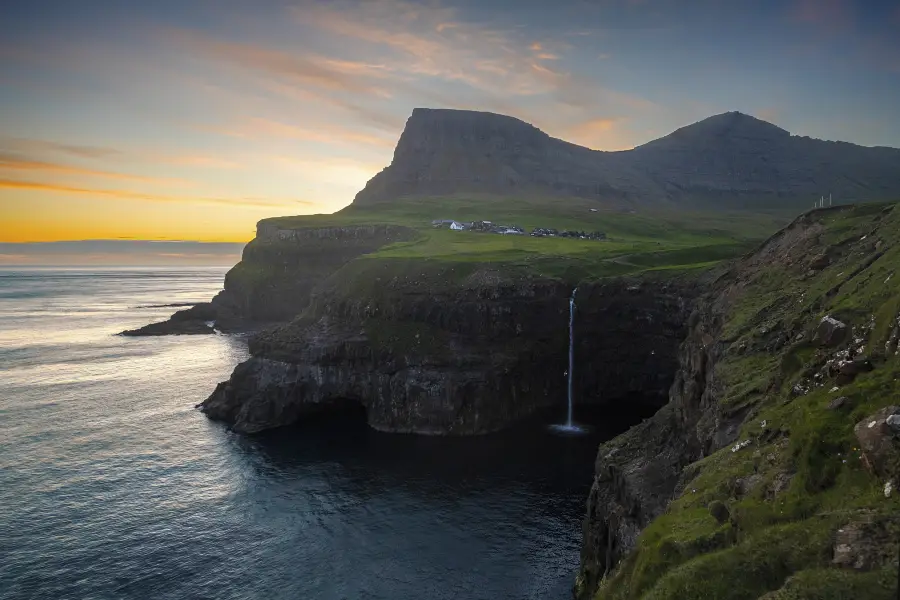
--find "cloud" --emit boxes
[756,108,780,123]
[175,32,394,97]
[221,117,395,148]
[790,0,854,29]
[563,117,634,150]
[0,178,311,209]
[0,152,182,183]
[167,156,242,169]
[0,137,122,160]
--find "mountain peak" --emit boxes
[646,111,791,147]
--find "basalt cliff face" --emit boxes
[578,202,900,599]
[200,270,696,434]
[355,108,900,209]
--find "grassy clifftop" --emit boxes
[588,202,900,599]
[259,194,793,284]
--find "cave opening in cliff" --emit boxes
[293,398,369,431]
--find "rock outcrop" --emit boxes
[122,223,417,335]
[354,109,900,210]
[200,274,697,434]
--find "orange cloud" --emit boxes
[0,179,307,209]
[0,137,122,160]
[168,156,241,169]
[0,153,180,183]
[176,32,393,96]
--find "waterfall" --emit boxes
[567,287,576,427]
[550,287,586,435]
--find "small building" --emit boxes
[450,221,466,230]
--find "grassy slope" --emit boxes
[262,194,792,283]
[594,202,900,599]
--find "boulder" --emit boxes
[814,316,849,347]
[836,358,874,385]
[809,254,830,270]
[708,500,730,524]
[828,396,851,410]
[853,406,900,479]
[832,516,896,571]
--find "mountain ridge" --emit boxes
[353,108,900,210]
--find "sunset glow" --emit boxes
[2,0,899,243]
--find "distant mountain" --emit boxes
[353,109,900,210]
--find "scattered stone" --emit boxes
[760,419,767,428]
[708,500,730,524]
[853,406,900,478]
[828,396,850,410]
[731,440,751,453]
[885,480,893,498]
[836,358,874,385]
[766,472,794,500]
[814,316,849,347]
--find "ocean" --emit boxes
[0,267,611,600]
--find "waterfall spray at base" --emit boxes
[550,287,588,435]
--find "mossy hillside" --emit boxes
[594,202,900,600]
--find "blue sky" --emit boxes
[1,0,898,242]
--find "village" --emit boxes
[431,219,607,241]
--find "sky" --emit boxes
[1,0,899,247]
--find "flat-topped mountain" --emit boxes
[353,109,900,210]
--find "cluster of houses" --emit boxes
[531,228,607,240]
[431,219,606,241]
[431,219,525,235]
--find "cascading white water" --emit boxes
[550,287,586,434]
[566,288,576,427]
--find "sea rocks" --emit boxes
[814,316,849,347]
[120,319,214,336]
[853,406,900,479]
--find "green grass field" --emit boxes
[261,194,797,282]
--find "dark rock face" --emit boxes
[353,109,900,209]
[200,277,697,435]
[578,209,846,596]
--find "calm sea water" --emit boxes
[0,268,614,600]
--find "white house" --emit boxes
[450,221,465,230]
